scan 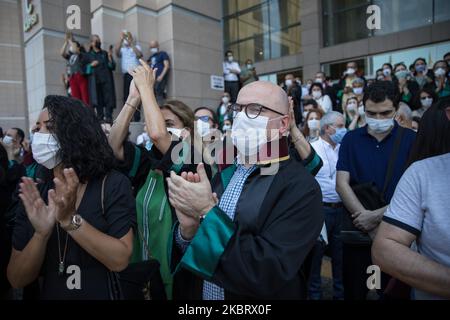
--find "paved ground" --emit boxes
[319,257,379,300]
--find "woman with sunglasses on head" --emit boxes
[7,96,136,300]
[108,59,212,299]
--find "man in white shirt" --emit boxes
[309,111,347,300]
[115,31,142,121]
[223,50,241,103]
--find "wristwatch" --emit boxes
[61,214,83,232]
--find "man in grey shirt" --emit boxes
[373,152,450,299]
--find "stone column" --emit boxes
[300,0,321,80]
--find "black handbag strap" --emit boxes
[381,126,404,198]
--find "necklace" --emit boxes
[56,223,69,276]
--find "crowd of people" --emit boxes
[0,46,449,300]
[60,31,170,124]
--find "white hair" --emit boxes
[320,111,344,134]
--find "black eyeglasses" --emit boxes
[227,103,286,119]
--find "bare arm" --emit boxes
[7,234,49,288]
[133,60,172,154]
[60,40,69,58]
[108,102,138,161]
[67,223,133,272]
[348,114,360,131]
[291,127,311,160]
[373,222,450,298]
[131,43,143,59]
[336,170,365,214]
[288,97,311,160]
[158,60,170,81]
[115,38,123,58]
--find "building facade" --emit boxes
[1,0,449,134]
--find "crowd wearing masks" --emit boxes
[0,49,449,301]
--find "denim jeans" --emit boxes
[309,206,344,300]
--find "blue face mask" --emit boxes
[415,64,426,73]
[145,139,153,151]
[330,127,347,144]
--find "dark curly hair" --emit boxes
[363,80,400,110]
[407,97,450,167]
[43,95,116,183]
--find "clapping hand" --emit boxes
[19,178,56,239]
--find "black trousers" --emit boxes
[225,80,240,103]
[123,73,141,122]
[342,243,389,300]
[94,78,114,123]
[154,75,168,106]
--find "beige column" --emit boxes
[0,0,28,131]
[300,0,321,81]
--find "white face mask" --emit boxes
[222,97,230,104]
[434,68,446,78]
[2,135,13,145]
[247,64,253,69]
[366,116,395,134]
[312,91,322,99]
[383,69,391,76]
[123,39,129,47]
[421,97,433,108]
[227,56,234,62]
[31,132,61,169]
[347,102,357,113]
[150,47,158,54]
[347,68,356,75]
[285,79,293,87]
[315,78,323,84]
[222,124,232,132]
[196,120,211,137]
[358,105,365,116]
[308,119,320,130]
[69,46,75,53]
[353,87,363,95]
[167,127,183,138]
[231,112,270,156]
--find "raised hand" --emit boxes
[127,79,141,107]
[130,59,157,90]
[19,177,56,238]
[52,168,80,227]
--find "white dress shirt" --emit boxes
[315,94,333,113]
[311,136,341,203]
[223,61,241,81]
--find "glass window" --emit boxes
[237,0,266,11]
[237,4,270,40]
[269,0,302,31]
[322,0,370,47]
[435,0,450,23]
[322,0,450,47]
[373,0,432,36]
[271,25,301,59]
[223,0,301,63]
[224,17,238,44]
